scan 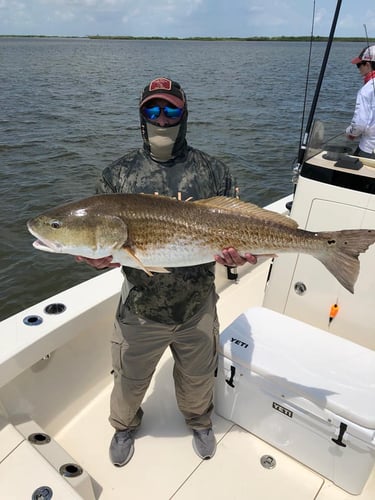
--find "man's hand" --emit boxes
[214,247,257,267]
[75,256,121,269]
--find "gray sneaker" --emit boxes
[192,428,217,459]
[109,429,136,467]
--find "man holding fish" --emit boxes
[77,78,257,466]
[28,79,375,467]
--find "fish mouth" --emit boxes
[32,239,61,253]
[28,222,62,253]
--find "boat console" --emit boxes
[264,131,375,349]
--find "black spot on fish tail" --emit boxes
[315,229,375,293]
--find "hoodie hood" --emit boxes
[139,77,188,162]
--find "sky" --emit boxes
[0,0,375,38]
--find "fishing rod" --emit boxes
[294,0,343,175]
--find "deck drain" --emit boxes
[28,433,51,445]
[294,281,307,295]
[32,486,53,499]
[59,463,83,478]
[260,455,276,469]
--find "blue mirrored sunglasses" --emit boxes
[142,105,183,120]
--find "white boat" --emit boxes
[1,5,375,499]
[1,136,375,498]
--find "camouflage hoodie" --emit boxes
[96,141,235,325]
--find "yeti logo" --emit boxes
[230,337,249,349]
[272,402,293,418]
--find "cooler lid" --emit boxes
[219,307,375,430]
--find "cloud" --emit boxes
[0,0,374,37]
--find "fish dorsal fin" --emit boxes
[194,197,298,228]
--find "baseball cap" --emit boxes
[351,45,375,64]
[140,77,186,108]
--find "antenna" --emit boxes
[363,24,370,44]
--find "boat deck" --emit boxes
[54,349,375,500]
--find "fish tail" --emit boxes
[316,229,375,293]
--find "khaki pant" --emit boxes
[109,287,219,431]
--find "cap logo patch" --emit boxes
[149,78,172,92]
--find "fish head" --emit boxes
[27,204,128,259]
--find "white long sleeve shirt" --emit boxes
[346,73,375,154]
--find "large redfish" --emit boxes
[27,194,375,293]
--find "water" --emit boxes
[0,38,365,320]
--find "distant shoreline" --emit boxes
[1,35,374,42]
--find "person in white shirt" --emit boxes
[346,45,375,159]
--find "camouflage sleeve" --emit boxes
[95,149,141,194]
[95,159,125,194]
[215,157,237,197]
[96,173,115,194]
[198,150,237,197]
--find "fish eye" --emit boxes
[50,220,62,229]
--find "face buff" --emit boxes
[146,122,181,162]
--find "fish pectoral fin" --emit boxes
[122,248,169,276]
[123,248,154,276]
[145,266,170,274]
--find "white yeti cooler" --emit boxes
[215,307,375,494]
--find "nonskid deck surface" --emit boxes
[53,350,374,500]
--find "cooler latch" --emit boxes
[226,365,236,388]
[331,422,347,447]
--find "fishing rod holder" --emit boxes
[23,315,43,326]
[44,303,66,315]
[23,303,66,327]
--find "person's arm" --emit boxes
[346,91,368,139]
